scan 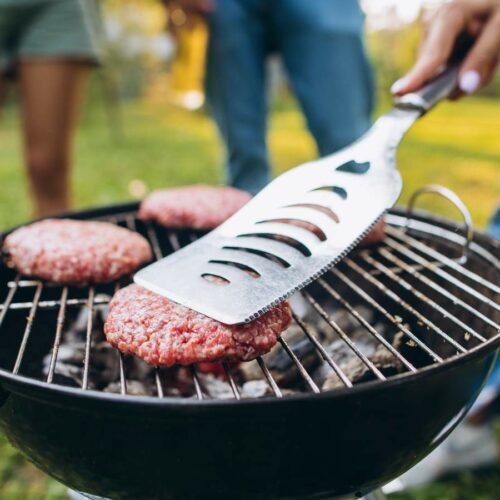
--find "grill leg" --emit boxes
[362,489,387,500]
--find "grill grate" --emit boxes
[0,207,498,402]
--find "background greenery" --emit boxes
[0,1,499,498]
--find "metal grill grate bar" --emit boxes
[384,235,499,312]
[292,313,352,388]
[125,215,137,232]
[1,210,497,401]
[145,221,164,260]
[82,287,95,390]
[303,291,386,380]
[351,257,467,353]
[1,296,111,312]
[379,247,492,338]
[278,337,320,393]
[155,368,164,398]
[386,226,500,294]
[46,287,69,383]
[384,238,500,330]
[330,268,443,362]
[118,352,127,395]
[317,279,417,372]
[190,365,204,400]
[0,275,19,328]
[13,282,43,374]
[168,232,181,252]
[257,357,282,397]
[223,363,241,400]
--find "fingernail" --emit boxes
[459,70,480,94]
[390,77,408,94]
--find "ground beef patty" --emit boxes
[3,219,152,284]
[139,185,251,229]
[104,284,292,366]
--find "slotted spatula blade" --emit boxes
[135,67,459,324]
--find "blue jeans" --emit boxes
[205,0,373,194]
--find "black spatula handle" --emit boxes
[394,66,459,113]
[394,33,474,113]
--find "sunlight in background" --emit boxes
[361,0,446,29]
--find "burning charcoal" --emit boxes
[238,359,262,381]
[125,356,156,381]
[198,373,235,399]
[392,331,406,349]
[330,307,375,336]
[241,380,273,398]
[104,380,156,396]
[42,303,121,389]
[390,328,435,368]
[308,303,376,344]
[322,344,405,392]
[240,323,322,388]
[91,341,121,383]
[42,343,87,387]
[314,329,379,384]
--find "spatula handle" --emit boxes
[394,65,459,114]
[394,32,474,114]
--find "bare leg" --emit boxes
[19,60,89,218]
[0,77,10,118]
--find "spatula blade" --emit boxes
[135,65,461,323]
[135,109,420,324]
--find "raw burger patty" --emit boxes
[139,185,251,229]
[104,284,292,366]
[3,219,152,284]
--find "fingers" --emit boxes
[458,10,500,93]
[391,3,468,94]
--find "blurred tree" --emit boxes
[102,0,171,99]
[95,1,500,109]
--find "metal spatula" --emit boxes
[135,66,460,324]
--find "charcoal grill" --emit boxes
[0,191,498,500]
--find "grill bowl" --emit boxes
[0,203,498,499]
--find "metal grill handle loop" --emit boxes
[405,185,473,264]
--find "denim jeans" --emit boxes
[205,0,373,194]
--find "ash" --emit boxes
[42,292,415,399]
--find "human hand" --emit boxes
[391,0,500,96]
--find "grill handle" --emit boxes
[405,185,474,264]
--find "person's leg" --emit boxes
[19,60,89,217]
[274,0,374,156]
[205,0,270,194]
[0,78,9,117]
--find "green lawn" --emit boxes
[0,95,499,499]
[1,95,499,229]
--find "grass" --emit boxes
[0,94,499,498]
[391,423,500,500]
[0,95,499,229]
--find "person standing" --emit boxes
[0,0,102,217]
[164,0,373,195]
[389,0,500,487]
